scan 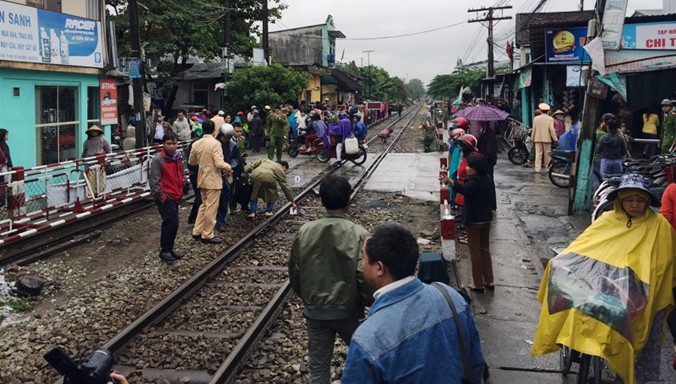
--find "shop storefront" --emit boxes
[0,0,110,168]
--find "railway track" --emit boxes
[0,115,400,269]
[57,104,425,384]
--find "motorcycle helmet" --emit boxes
[220,123,235,138]
[459,134,477,150]
[454,117,469,129]
[451,128,465,139]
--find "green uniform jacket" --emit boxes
[661,113,676,154]
[267,113,289,138]
[289,212,374,320]
[244,159,294,203]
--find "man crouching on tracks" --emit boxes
[288,175,373,384]
[342,222,486,383]
[149,132,185,263]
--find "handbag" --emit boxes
[432,283,489,384]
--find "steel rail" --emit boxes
[207,102,424,384]
[56,104,424,384]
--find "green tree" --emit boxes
[406,78,426,100]
[224,64,310,113]
[427,69,484,99]
[106,0,286,114]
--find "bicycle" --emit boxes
[560,345,604,384]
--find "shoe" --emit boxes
[265,211,274,217]
[468,285,485,293]
[192,234,201,241]
[216,224,227,232]
[247,213,256,219]
[201,237,223,244]
[187,218,195,225]
[486,283,495,291]
[159,252,177,263]
[458,236,468,245]
[170,250,184,259]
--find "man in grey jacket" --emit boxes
[288,175,373,384]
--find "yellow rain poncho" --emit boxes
[531,201,675,384]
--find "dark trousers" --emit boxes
[216,180,231,226]
[188,173,201,224]
[668,288,676,341]
[306,316,361,384]
[156,199,179,253]
[466,222,493,288]
[250,133,262,152]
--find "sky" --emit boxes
[270,0,664,86]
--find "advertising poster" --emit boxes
[0,1,103,68]
[621,21,676,50]
[545,27,591,64]
[100,79,118,125]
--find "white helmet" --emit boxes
[220,123,235,138]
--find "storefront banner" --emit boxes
[621,21,676,50]
[601,0,628,50]
[100,79,118,125]
[605,49,676,73]
[545,27,591,64]
[566,66,584,87]
[0,1,103,68]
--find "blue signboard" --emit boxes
[545,27,591,64]
[128,58,141,79]
[0,1,103,68]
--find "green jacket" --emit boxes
[661,113,676,154]
[245,159,294,203]
[267,113,289,137]
[289,212,374,320]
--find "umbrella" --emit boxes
[454,105,509,121]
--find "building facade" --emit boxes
[0,0,113,167]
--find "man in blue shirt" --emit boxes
[342,222,486,384]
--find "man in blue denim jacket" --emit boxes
[342,223,486,384]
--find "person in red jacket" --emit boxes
[149,132,185,263]
[660,182,676,370]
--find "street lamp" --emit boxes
[362,50,374,100]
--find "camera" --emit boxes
[44,347,116,384]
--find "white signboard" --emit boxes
[601,0,628,50]
[0,1,103,68]
[621,21,676,50]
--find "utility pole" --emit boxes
[363,49,374,66]
[261,0,269,64]
[572,0,606,214]
[362,50,374,100]
[128,0,146,148]
[468,5,512,101]
[223,0,231,59]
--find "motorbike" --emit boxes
[548,149,602,189]
[287,132,323,159]
[507,127,531,165]
[316,135,367,165]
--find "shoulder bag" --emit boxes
[432,282,489,384]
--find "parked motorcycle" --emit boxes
[548,149,602,189]
[287,135,323,159]
[507,127,531,165]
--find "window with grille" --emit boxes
[35,86,79,165]
[25,0,61,12]
[87,86,100,126]
[193,83,209,106]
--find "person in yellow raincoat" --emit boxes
[532,174,676,384]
